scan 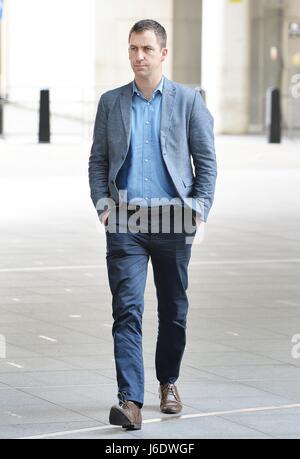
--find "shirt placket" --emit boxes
[143,98,152,204]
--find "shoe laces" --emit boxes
[163,384,178,400]
[118,390,130,408]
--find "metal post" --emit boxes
[266,87,281,143]
[39,88,50,143]
[195,87,206,104]
[199,88,206,104]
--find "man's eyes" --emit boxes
[130,47,153,51]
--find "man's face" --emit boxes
[128,30,168,78]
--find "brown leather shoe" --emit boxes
[109,401,142,430]
[159,383,183,414]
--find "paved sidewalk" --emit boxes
[0,135,300,439]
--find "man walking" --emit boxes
[89,19,217,431]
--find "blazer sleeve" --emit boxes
[189,90,217,222]
[88,95,112,217]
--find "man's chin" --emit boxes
[134,72,147,80]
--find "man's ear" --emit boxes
[161,48,168,62]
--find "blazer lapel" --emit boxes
[119,77,176,151]
[120,82,133,151]
[160,77,176,144]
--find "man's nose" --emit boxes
[136,50,145,61]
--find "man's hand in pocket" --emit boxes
[192,214,203,227]
[100,209,111,225]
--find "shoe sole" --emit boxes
[109,406,142,430]
[160,406,183,414]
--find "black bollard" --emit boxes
[39,89,50,143]
[199,88,206,104]
[266,87,281,144]
[195,87,206,104]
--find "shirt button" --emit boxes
[146,121,150,124]
[145,178,148,181]
[145,140,149,144]
[145,159,148,162]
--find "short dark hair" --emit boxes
[128,19,167,49]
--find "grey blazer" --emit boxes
[88,76,217,222]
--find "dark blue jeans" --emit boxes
[105,205,197,406]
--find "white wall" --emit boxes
[282,0,300,131]
[2,0,175,139]
[6,0,95,96]
[94,0,174,91]
[202,0,250,134]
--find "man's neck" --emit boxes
[134,73,163,100]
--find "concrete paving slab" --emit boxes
[1,136,300,438]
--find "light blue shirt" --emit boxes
[116,75,179,207]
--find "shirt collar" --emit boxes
[132,76,164,97]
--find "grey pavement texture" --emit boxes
[0,135,300,439]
